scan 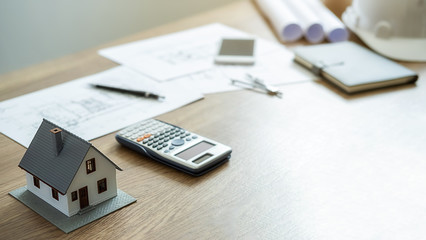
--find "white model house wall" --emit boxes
[25,147,118,217]
[26,172,69,215]
[67,147,118,216]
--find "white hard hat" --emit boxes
[342,0,426,62]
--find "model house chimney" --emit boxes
[50,128,63,156]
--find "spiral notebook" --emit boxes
[293,42,418,93]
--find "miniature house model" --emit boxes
[18,119,122,217]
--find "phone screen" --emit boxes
[215,39,255,65]
[219,39,255,56]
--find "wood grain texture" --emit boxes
[1,1,426,239]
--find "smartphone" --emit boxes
[215,38,255,65]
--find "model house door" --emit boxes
[79,186,89,209]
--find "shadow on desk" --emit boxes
[112,143,229,186]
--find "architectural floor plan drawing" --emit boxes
[0,67,203,148]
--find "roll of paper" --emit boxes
[304,0,349,42]
[283,0,325,43]
[255,0,303,42]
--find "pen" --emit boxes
[91,84,165,100]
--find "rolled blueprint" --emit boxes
[304,0,349,42]
[255,0,303,42]
[284,0,325,43]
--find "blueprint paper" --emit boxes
[284,0,325,43]
[0,66,203,148]
[99,23,255,81]
[98,23,312,84]
[99,23,313,92]
[175,49,313,94]
[304,0,348,42]
[255,0,303,42]
[255,0,348,43]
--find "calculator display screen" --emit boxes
[175,141,215,160]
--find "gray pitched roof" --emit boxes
[19,119,121,195]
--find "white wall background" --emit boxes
[0,0,239,75]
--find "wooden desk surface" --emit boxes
[1,1,426,239]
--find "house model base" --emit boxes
[9,186,136,233]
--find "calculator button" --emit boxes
[171,139,185,146]
[186,138,191,141]
[192,135,198,139]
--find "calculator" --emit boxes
[115,119,232,176]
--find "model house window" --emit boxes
[33,176,40,188]
[86,158,96,174]
[97,178,107,194]
[52,188,59,201]
[71,191,78,201]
